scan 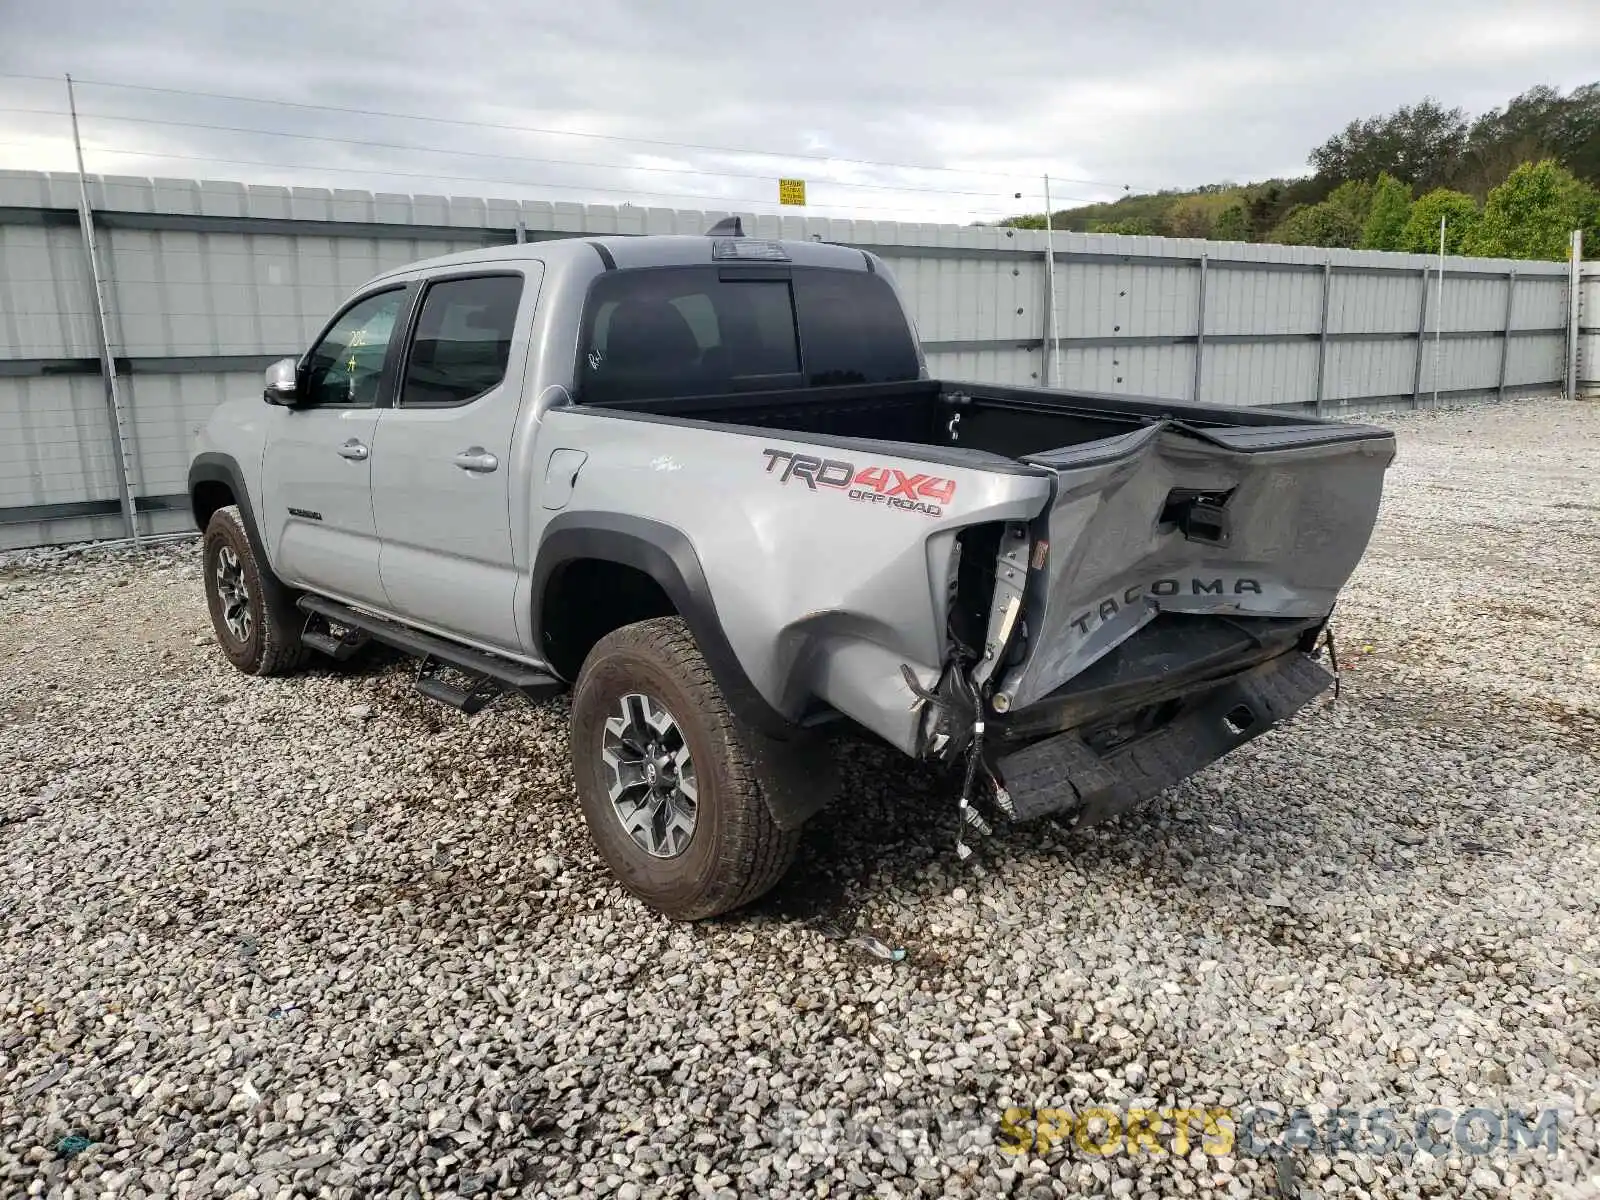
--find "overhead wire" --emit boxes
[0,105,1103,206]
[0,138,1041,218]
[0,69,1139,191]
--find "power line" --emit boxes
[0,105,1097,205]
[0,139,1034,218]
[0,69,1137,191]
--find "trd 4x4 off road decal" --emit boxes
[761,448,956,517]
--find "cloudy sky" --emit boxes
[1,0,1597,223]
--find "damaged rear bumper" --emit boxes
[994,650,1333,826]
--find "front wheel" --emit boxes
[570,617,801,920]
[202,505,308,676]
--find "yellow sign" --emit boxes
[778,178,807,206]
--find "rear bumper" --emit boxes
[995,650,1332,826]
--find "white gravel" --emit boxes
[2,399,1598,1200]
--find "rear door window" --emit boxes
[400,274,524,408]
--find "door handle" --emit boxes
[337,439,369,461]
[452,447,500,473]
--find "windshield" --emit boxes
[577,265,920,405]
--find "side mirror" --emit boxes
[263,357,301,406]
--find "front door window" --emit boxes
[303,289,406,407]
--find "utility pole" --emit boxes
[67,73,140,546]
[1432,214,1446,407]
[1567,229,1584,401]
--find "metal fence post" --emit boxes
[1498,269,1517,401]
[1043,176,1063,389]
[66,74,139,545]
[1191,254,1208,403]
[1410,265,1430,407]
[1314,259,1333,415]
[1568,230,1585,401]
[1040,245,1056,388]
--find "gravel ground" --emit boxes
[2,399,1597,1200]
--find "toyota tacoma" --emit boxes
[189,221,1394,919]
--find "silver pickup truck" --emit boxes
[189,221,1394,919]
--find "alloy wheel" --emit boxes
[214,545,253,643]
[601,692,699,858]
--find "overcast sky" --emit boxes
[1,0,1597,224]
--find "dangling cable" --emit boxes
[904,660,997,857]
[983,758,1014,818]
[1319,627,1341,703]
[954,717,991,859]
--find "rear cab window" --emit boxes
[577,266,918,406]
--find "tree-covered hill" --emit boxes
[1002,83,1600,259]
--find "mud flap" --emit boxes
[744,725,840,832]
[995,651,1333,825]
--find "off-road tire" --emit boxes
[202,505,309,677]
[571,617,801,920]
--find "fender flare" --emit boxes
[187,452,271,561]
[530,511,795,739]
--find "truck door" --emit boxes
[370,267,540,653]
[259,286,408,608]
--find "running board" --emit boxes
[296,595,564,704]
[415,655,504,715]
[301,610,371,661]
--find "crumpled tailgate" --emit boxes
[994,418,1395,713]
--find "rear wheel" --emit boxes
[202,505,308,677]
[571,617,800,920]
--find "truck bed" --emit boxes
[592,373,1391,756]
[601,377,1350,462]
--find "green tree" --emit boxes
[1325,178,1376,225]
[1088,218,1157,235]
[1454,85,1564,195]
[1360,173,1413,250]
[1210,203,1251,242]
[996,80,1600,243]
[1466,159,1596,259]
[1244,182,1291,239]
[1555,82,1600,185]
[1310,98,1469,188]
[1400,189,1480,253]
[1269,201,1360,247]
[1161,193,1242,238]
[1455,83,1600,193]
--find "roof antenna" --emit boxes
[706,216,744,237]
